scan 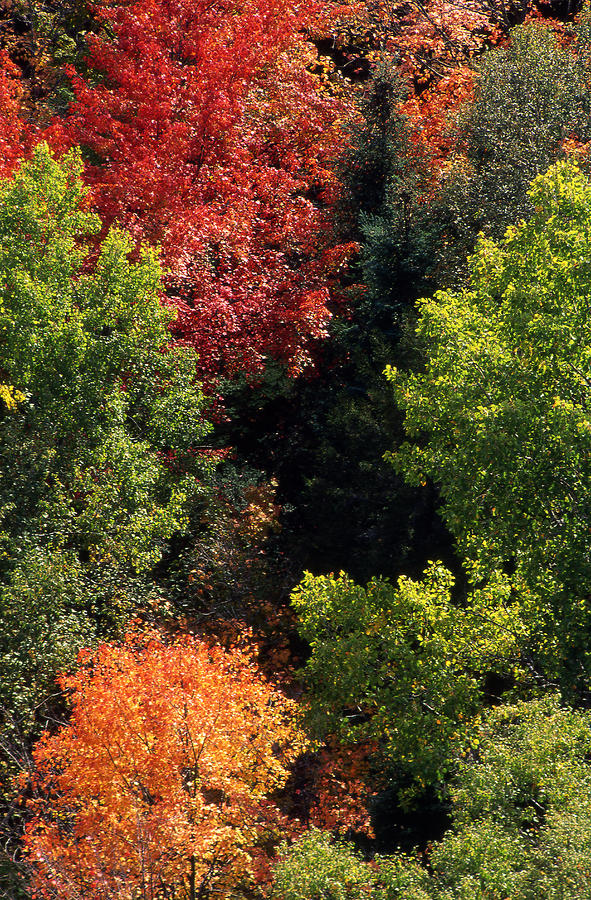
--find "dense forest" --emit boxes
[2,0,591,896]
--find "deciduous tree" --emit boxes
[54,0,347,377]
[431,20,591,281]
[24,632,304,900]
[390,159,591,685]
[0,143,213,580]
[292,563,523,799]
[0,143,214,747]
[274,698,591,900]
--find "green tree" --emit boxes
[274,829,431,900]
[390,159,591,686]
[274,699,591,900]
[341,62,435,333]
[0,143,213,730]
[292,563,523,800]
[433,20,591,282]
[430,698,591,899]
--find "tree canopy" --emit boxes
[53,0,347,377]
[389,159,591,684]
[0,144,213,731]
[24,632,303,900]
[2,0,591,896]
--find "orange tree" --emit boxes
[23,632,304,900]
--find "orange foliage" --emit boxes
[24,632,305,900]
[562,136,591,165]
[185,479,284,622]
[386,0,499,84]
[316,0,499,84]
[401,65,474,168]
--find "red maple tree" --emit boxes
[0,50,34,177]
[51,0,349,378]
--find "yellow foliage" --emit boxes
[0,383,23,411]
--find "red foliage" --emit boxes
[24,631,304,899]
[307,740,376,835]
[290,740,376,837]
[52,0,350,378]
[0,50,34,177]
